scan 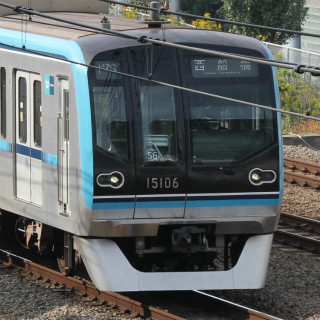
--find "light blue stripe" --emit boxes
[136,201,185,209]
[186,198,280,208]
[264,44,284,200]
[43,153,58,166]
[0,140,11,152]
[0,29,94,209]
[93,202,135,210]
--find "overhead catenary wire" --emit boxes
[101,0,320,40]
[0,40,319,122]
[0,1,319,122]
[0,1,319,77]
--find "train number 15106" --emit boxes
[146,177,179,189]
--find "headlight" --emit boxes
[249,168,276,186]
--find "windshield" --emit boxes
[129,46,182,166]
[139,85,179,163]
[90,51,130,162]
[182,53,276,164]
[89,46,277,167]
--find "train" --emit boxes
[0,1,282,291]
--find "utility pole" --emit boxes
[170,0,180,11]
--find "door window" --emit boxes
[33,80,42,147]
[18,77,27,144]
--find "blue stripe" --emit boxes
[93,197,134,203]
[188,194,279,201]
[137,196,186,202]
[136,200,185,209]
[0,140,11,152]
[92,201,135,210]
[31,148,42,160]
[12,142,57,165]
[16,144,30,156]
[187,198,280,208]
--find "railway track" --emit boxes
[284,157,320,190]
[275,212,320,253]
[0,248,281,320]
[0,248,182,320]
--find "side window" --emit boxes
[18,77,27,143]
[0,67,6,138]
[33,80,42,147]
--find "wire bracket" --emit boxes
[158,8,166,15]
[13,5,23,13]
[294,64,306,74]
[138,35,148,43]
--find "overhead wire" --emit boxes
[0,1,319,76]
[0,1,318,121]
[0,40,319,122]
[101,0,320,39]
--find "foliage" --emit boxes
[219,0,308,44]
[130,0,153,6]
[122,6,137,19]
[278,68,320,133]
[130,0,167,8]
[192,13,222,31]
[180,0,223,21]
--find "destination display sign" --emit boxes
[94,61,122,80]
[191,58,259,78]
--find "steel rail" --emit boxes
[275,212,320,253]
[281,212,320,233]
[0,248,184,320]
[284,170,320,190]
[284,157,320,175]
[283,157,320,190]
[194,291,283,320]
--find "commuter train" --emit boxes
[0,1,282,291]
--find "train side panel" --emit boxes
[0,37,93,235]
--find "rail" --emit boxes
[284,157,320,190]
[0,248,184,320]
[275,212,320,253]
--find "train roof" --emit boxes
[0,10,270,64]
[0,12,152,40]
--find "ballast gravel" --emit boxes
[0,265,144,320]
[0,143,319,320]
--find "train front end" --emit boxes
[75,29,282,291]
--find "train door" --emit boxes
[57,79,70,216]
[15,71,42,205]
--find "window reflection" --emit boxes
[139,85,179,164]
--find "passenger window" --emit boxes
[18,77,27,143]
[0,67,6,138]
[33,80,42,147]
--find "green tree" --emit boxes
[278,69,320,132]
[219,0,308,44]
[180,0,223,20]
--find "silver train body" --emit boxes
[0,5,283,291]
